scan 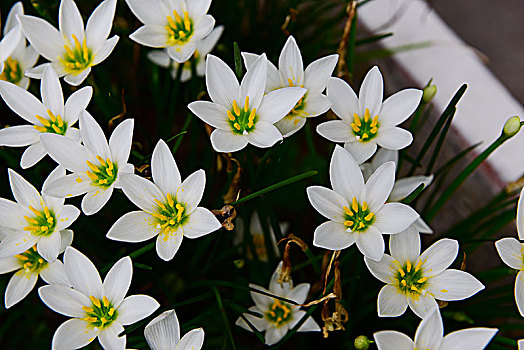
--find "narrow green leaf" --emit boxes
[212,287,237,350]
[233,42,243,80]
[425,108,455,174]
[400,183,425,204]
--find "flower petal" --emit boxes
[301,92,331,118]
[374,331,414,350]
[249,283,273,310]
[40,260,70,286]
[209,128,248,153]
[79,111,110,159]
[343,140,377,164]
[313,221,356,251]
[167,41,197,63]
[183,207,221,239]
[188,100,230,130]
[39,133,89,172]
[64,66,92,86]
[0,257,20,274]
[516,271,524,317]
[419,239,458,277]
[147,49,171,67]
[265,326,287,346]
[64,86,93,125]
[177,169,205,213]
[55,204,80,231]
[145,309,181,350]
[38,284,89,317]
[21,142,47,169]
[104,256,132,307]
[245,121,282,148]
[374,203,419,235]
[257,87,306,124]
[239,53,267,110]
[59,0,84,42]
[0,125,39,147]
[316,120,352,143]
[86,0,117,49]
[274,115,306,138]
[355,226,385,261]
[52,318,98,349]
[125,0,167,25]
[440,328,498,350]
[156,228,184,261]
[150,140,182,197]
[98,322,126,350]
[18,15,63,61]
[81,186,113,215]
[43,173,92,199]
[0,230,38,259]
[306,186,347,223]
[287,283,310,305]
[235,306,267,332]
[206,54,239,109]
[41,66,64,122]
[364,161,395,212]
[304,54,338,92]
[518,186,524,240]
[0,198,26,229]
[495,237,524,270]
[129,24,167,47]
[359,66,383,117]
[5,270,38,308]
[375,127,413,150]
[119,174,165,212]
[364,254,397,284]
[37,230,61,262]
[389,175,433,202]
[8,168,41,208]
[379,88,422,127]
[407,292,438,319]
[118,294,160,325]
[427,269,484,301]
[109,118,134,166]
[59,229,74,253]
[92,35,119,65]
[377,284,408,317]
[191,15,215,41]
[278,36,303,86]
[389,227,421,263]
[64,246,103,298]
[4,3,23,35]
[177,328,205,349]
[414,309,443,349]
[327,77,359,122]
[188,0,212,18]
[294,311,321,332]
[107,211,158,243]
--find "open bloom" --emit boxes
[374,308,497,350]
[19,0,119,86]
[39,247,160,349]
[148,26,223,82]
[365,229,485,318]
[361,148,433,233]
[40,112,134,215]
[242,35,338,137]
[1,230,71,308]
[145,309,205,350]
[307,145,419,261]
[0,2,39,89]
[188,54,306,152]
[0,166,80,262]
[317,66,422,163]
[494,237,524,316]
[127,0,216,63]
[107,139,221,261]
[235,262,320,346]
[0,65,92,168]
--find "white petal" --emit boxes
[518,186,524,240]
[206,54,239,108]
[235,306,267,332]
[355,226,385,261]
[364,254,397,284]
[43,173,92,199]
[419,239,459,277]
[81,186,114,215]
[257,87,306,124]
[120,173,165,212]
[519,339,524,350]
[145,310,180,350]
[407,292,438,319]
[412,217,433,234]
[39,133,89,172]
[427,269,484,301]
[63,66,91,86]
[147,49,171,67]
[40,260,70,286]
[364,161,395,212]
[359,66,383,117]
[177,169,205,213]
[265,326,287,346]
[117,294,160,325]
[516,271,524,317]
[210,129,248,153]
[86,0,117,49]
[372,148,399,169]
[167,41,197,63]
[151,139,181,196]
[0,230,38,258]
[377,284,408,317]
[389,175,433,202]
[42,165,67,212]
[0,257,20,274]
[245,121,282,148]
[389,227,421,262]
[0,125,39,147]
[59,229,74,253]
[59,0,84,42]
[125,0,167,25]
[8,168,41,207]
[287,283,310,305]
[79,111,110,159]
[374,331,414,350]
[274,114,306,138]
[379,88,422,127]
[344,140,377,164]
[38,284,89,317]
[304,54,338,92]
[188,100,230,130]
[197,25,223,55]
[18,15,63,61]
[440,328,498,350]
[316,120,352,143]
[374,203,419,235]
[109,118,134,166]
[306,186,347,223]
[414,309,443,350]
[178,328,205,350]
[130,24,168,48]
[55,204,80,231]
[494,237,524,270]
[278,36,303,86]
[5,270,37,308]
[37,230,61,262]
[249,283,273,310]
[107,211,158,243]
[98,322,126,350]
[313,221,355,251]
[21,143,47,168]
[64,246,103,298]
[0,198,26,229]
[104,256,132,307]
[301,92,331,117]
[188,0,211,18]
[156,228,184,261]
[183,207,221,239]
[92,35,119,65]
[375,127,413,150]
[295,311,321,332]
[4,3,24,35]
[52,318,98,350]
[41,66,64,121]
[239,53,267,110]
[64,86,92,125]
[327,77,359,122]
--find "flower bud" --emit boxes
[354,335,373,350]
[503,116,521,137]
[423,84,437,103]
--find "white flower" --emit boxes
[233,212,286,262]
[494,237,524,316]
[0,65,92,168]
[317,66,422,163]
[18,0,119,86]
[148,26,223,82]
[235,262,320,346]
[106,139,221,261]
[374,308,497,350]
[188,54,306,152]
[0,2,39,89]
[361,148,433,234]
[307,145,419,261]
[40,112,134,215]
[366,229,485,318]
[0,166,80,262]
[38,247,160,350]
[1,230,72,308]
[242,35,338,137]
[145,309,205,350]
[520,339,524,350]
[127,0,216,63]
[0,10,23,74]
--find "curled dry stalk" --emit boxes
[281,8,299,36]
[211,205,237,231]
[108,88,127,129]
[321,259,349,338]
[277,234,309,285]
[222,155,243,204]
[336,0,357,80]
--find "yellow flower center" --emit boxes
[266,299,292,326]
[343,197,375,232]
[33,109,67,135]
[58,34,94,75]
[15,245,48,273]
[0,56,22,84]
[351,108,379,142]
[286,78,307,119]
[23,205,56,236]
[396,260,427,297]
[85,156,118,188]
[83,295,117,329]
[165,10,193,45]
[227,97,258,135]
[152,193,187,238]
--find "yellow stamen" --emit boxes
[103,296,110,307]
[44,206,51,218]
[85,316,98,323]
[227,110,235,121]
[361,133,369,140]
[173,10,182,23]
[287,78,294,87]
[398,268,405,277]
[351,123,360,132]
[371,115,379,127]
[38,258,44,264]
[415,260,423,272]
[82,37,89,62]
[343,206,353,216]
[166,193,175,208]
[34,125,47,133]
[364,108,370,122]
[353,113,361,126]
[106,158,114,170]
[29,206,40,216]
[86,171,98,180]
[86,160,99,172]
[183,11,191,31]
[15,254,28,260]
[23,226,39,231]
[89,295,101,308]
[40,226,48,231]
[370,127,378,134]
[362,201,368,211]
[406,260,412,273]
[98,179,108,185]
[351,197,358,213]
[364,212,374,221]
[249,108,256,121]
[401,279,406,286]
[106,167,113,177]
[64,45,75,60]
[411,285,419,292]
[417,277,428,283]
[23,262,32,269]
[47,216,54,224]
[167,15,177,28]
[35,115,51,127]
[154,199,167,211]
[56,114,64,127]
[169,219,176,225]
[178,31,186,38]
[51,124,61,133]
[244,96,249,112]
[232,100,241,116]
[234,123,241,130]
[82,306,94,313]
[151,212,168,221]
[96,156,107,166]
[24,216,39,224]
[344,220,354,227]
[108,308,115,316]
[72,34,82,52]
[358,222,365,229]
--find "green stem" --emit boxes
[212,287,237,350]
